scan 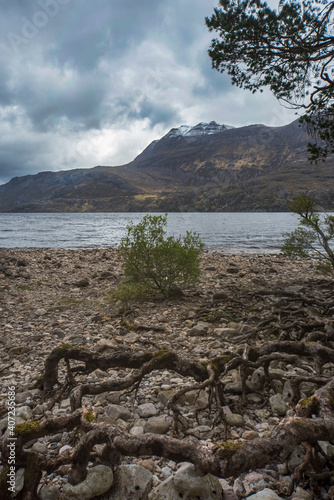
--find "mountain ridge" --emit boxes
[0,119,333,212]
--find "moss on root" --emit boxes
[298,396,320,413]
[84,410,96,423]
[202,355,235,376]
[15,420,58,442]
[58,343,72,352]
[214,440,243,458]
[153,350,177,364]
[15,421,42,439]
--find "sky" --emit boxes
[0,0,297,185]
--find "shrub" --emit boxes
[118,214,204,298]
[282,194,334,271]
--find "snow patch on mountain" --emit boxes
[164,121,234,139]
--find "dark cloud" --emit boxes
[0,68,13,106]
[0,138,50,183]
[15,68,110,131]
[128,97,180,127]
[0,0,295,185]
[192,50,234,98]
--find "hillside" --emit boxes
[0,120,333,212]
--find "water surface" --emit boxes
[0,212,303,253]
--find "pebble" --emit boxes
[269,394,288,417]
[0,249,332,500]
[138,403,158,418]
[245,489,283,499]
[242,430,259,440]
[59,445,73,455]
[225,413,245,427]
[144,417,171,434]
[32,442,48,454]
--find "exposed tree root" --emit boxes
[2,268,334,498]
[2,341,334,498]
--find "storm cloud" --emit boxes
[0,0,295,184]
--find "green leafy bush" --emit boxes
[282,194,334,271]
[118,214,204,298]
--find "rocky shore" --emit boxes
[1,248,334,499]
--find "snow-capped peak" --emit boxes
[164,121,234,139]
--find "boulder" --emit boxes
[32,442,48,454]
[130,425,144,435]
[144,416,170,434]
[188,324,209,336]
[38,484,60,500]
[249,368,265,391]
[15,390,33,404]
[148,463,222,500]
[59,445,73,456]
[138,403,158,418]
[16,406,33,421]
[225,413,245,427]
[104,404,132,422]
[15,468,25,495]
[245,489,283,499]
[181,389,209,408]
[288,444,306,472]
[62,465,113,500]
[269,394,288,416]
[223,492,239,500]
[106,464,152,500]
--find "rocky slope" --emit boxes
[0,120,333,212]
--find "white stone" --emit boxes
[138,403,158,418]
[16,406,33,421]
[59,445,73,455]
[38,483,60,500]
[225,413,245,427]
[288,444,306,472]
[130,425,144,436]
[245,488,283,499]
[32,441,48,454]
[15,468,25,495]
[144,417,170,434]
[109,464,152,500]
[269,394,288,416]
[161,466,173,479]
[148,463,222,500]
[62,465,113,500]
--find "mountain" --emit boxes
[0,120,333,212]
[163,121,234,138]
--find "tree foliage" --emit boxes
[206,0,334,160]
[282,194,334,269]
[118,214,204,298]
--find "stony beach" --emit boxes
[1,248,334,500]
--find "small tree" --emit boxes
[282,194,334,270]
[118,214,204,298]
